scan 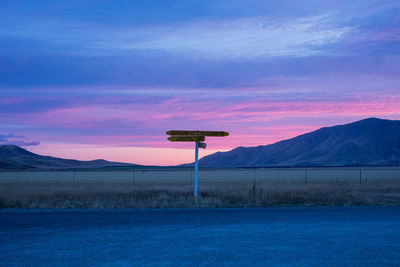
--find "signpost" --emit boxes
[167,130,229,197]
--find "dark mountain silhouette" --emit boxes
[0,145,140,170]
[192,118,400,168]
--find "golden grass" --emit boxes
[1,181,400,209]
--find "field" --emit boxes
[1,167,400,208]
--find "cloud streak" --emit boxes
[1,73,400,151]
[0,10,361,60]
[120,14,351,60]
[0,133,40,147]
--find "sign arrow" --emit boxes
[168,136,205,142]
[198,142,207,149]
[166,130,229,137]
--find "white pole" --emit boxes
[194,141,199,197]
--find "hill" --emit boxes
[192,118,400,168]
[0,145,140,170]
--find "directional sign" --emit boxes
[166,129,228,197]
[198,142,207,149]
[166,130,229,137]
[168,136,205,142]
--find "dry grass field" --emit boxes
[1,168,400,208]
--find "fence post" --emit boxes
[133,170,136,188]
[359,169,362,186]
[73,171,76,186]
[305,169,308,185]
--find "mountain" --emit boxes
[0,145,141,170]
[193,118,400,168]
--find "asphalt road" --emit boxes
[1,207,400,266]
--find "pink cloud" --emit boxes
[2,73,400,165]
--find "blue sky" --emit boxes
[1,1,399,165]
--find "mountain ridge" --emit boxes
[188,118,400,168]
[0,145,140,170]
[2,118,400,169]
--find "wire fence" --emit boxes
[1,168,400,189]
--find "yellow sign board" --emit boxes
[166,130,229,137]
[168,136,205,142]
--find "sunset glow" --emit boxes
[1,1,400,165]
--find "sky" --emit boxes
[1,0,400,165]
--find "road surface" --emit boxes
[1,207,399,266]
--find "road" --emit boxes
[1,207,399,266]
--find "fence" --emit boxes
[1,168,400,189]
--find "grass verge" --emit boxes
[1,182,400,209]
